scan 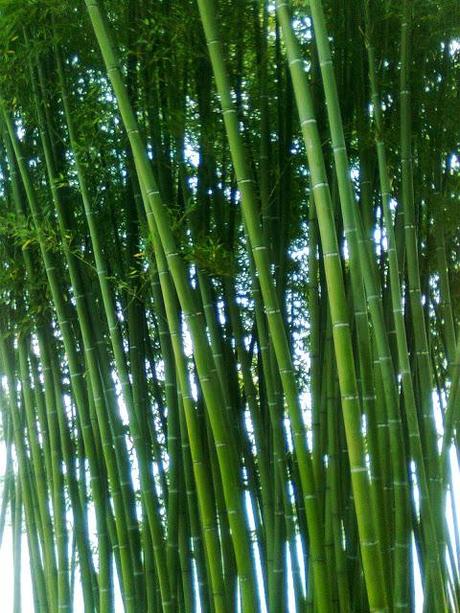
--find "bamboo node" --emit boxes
[333,322,349,329]
[312,182,328,191]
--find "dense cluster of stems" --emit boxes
[0,0,458,611]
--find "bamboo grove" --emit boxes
[0,0,458,611]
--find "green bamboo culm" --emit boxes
[0,0,458,611]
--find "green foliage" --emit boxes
[186,236,234,276]
[0,1,457,612]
